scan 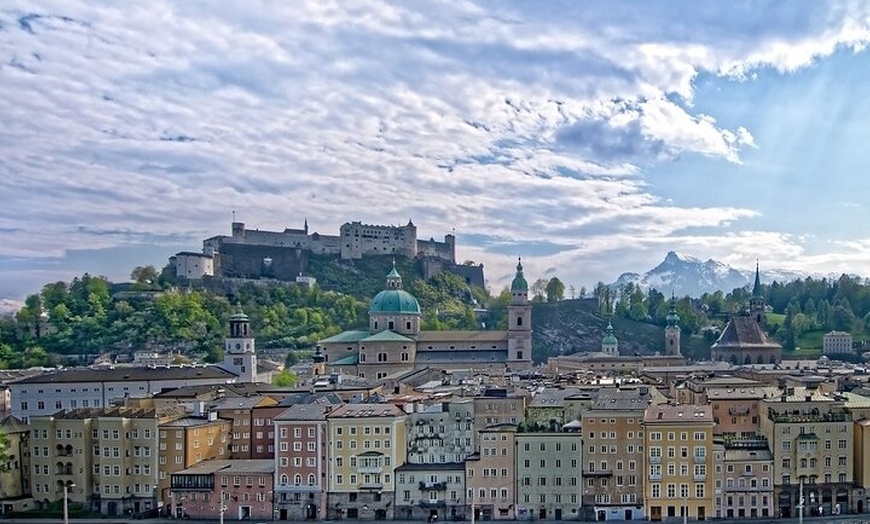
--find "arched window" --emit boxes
[294,474,302,486]
[360,352,366,363]
[308,474,316,486]
[280,474,289,486]
[401,352,409,362]
[516,316,523,327]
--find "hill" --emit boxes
[531,298,711,363]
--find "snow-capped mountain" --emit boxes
[0,298,22,316]
[612,251,811,297]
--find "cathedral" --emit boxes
[710,263,782,364]
[316,260,534,380]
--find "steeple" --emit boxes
[750,260,765,323]
[386,259,403,289]
[664,292,681,356]
[666,293,680,329]
[602,321,618,356]
[510,257,528,292]
[304,217,309,234]
[752,260,762,298]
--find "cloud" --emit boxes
[0,0,869,297]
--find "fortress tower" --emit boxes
[223,309,257,383]
[507,258,533,367]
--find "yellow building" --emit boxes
[326,404,407,520]
[759,386,856,517]
[29,407,184,516]
[643,404,715,522]
[158,412,231,512]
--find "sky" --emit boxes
[1,0,870,301]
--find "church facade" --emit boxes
[710,264,782,364]
[316,261,534,380]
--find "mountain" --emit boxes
[0,298,22,316]
[612,251,812,297]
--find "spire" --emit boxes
[666,292,680,328]
[386,260,402,289]
[510,256,528,292]
[752,259,762,298]
[304,217,309,234]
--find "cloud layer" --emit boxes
[1,0,870,296]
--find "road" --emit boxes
[3,517,870,524]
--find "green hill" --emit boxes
[531,298,711,363]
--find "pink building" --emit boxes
[274,404,330,521]
[170,459,275,520]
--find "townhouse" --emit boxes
[465,424,516,521]
[274,403,330,521]
[515,425,583,520]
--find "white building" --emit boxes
[823,331,854,356]
[8,366,237,421]
[173,252,214,279]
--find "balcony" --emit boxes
[358,466,383,474]
[649,473,662,481]
[693,455,706,463]
[419,500,446,508]
[419,481,447,490]
[767,411,850,423]
[649,456,661,464]
[694,474,706,481]
[359,483,383,491]
[276,483,319,492]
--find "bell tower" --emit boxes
[224,309,257,383]
[507,257,533,368]
[749,261,765,324]
[665,293,681,356]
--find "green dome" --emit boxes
[511,258,528,292]
[666,296,680,328]
[369,289,421,315]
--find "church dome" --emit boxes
[369,289,421,315]
[369,263,421,315]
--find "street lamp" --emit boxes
[63,482,75,524]
[219,491,227,524]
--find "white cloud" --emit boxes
[1,1,869,297]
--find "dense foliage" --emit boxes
[0,258,493,368]
[600,274,870,352]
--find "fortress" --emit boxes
[173,219,485,287]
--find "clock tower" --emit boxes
[224,309,257,383]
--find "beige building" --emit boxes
[320,262,533,379]
[158,413,231,512]
[581,386,665,521]
[643,404,715,522]
[29,407,183,516]
[516,429,583,521]
[759,386,855,517]
[472,389,527,430]
[326,404,407,520]
[0,416,32,513]
[466,424,517,521]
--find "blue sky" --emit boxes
[1,0,869,302]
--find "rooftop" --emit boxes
[47,406,186,420]
[712,316,782,349]
[644,404,714,424]
[275,404,331,422]
[160,416,228,428]
[327,403,406,419]
[11,365,237,384]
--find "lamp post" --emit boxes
[63,482,75,524]
[219,491,227,524]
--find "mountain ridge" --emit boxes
[612,250,825,297]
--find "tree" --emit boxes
[272,369,298,387]
[131,265,159,287]
[530,278,548,303]
[545,278,565,302]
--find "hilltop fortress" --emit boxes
[173,219,485,287]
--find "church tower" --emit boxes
[507,258,533,368]
[312,346,326,376]
[224,309,257,383]
[749,261,765,323]
[601,322,618,356]
[665,294,681,356]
